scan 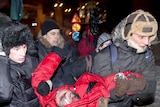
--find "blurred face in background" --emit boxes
[43,29,61,46]
[9,44,27,63]
[98,40,111,52]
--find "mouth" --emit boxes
[140,46,147,49]
[19,57,25,61]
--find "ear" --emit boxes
[43,34,47,38]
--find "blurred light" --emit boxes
[68,8,71,12]
[69,31,72,35]
[50,12,54,17]
[82,15,85,18]
[81,5,85,9]
[77,7,80,11]
[65,9,68,12]
[31,22,37,27]
[54,3,58,7]
[64,8,71,13]
[79,10,85,18]
[96,2,99,5]
[87,12,90,16]
[59,3,63,7]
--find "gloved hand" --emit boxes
[114,79,129,97]
[37,81,50,96]
[127,78,147,92]
[52,46,66,59]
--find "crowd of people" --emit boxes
[0,9,159,107]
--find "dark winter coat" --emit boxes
[35,32,87,88]
[0,55,40,107]
[93,19,156,107]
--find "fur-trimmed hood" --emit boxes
[111,18,128,50]
[36,30,65,49]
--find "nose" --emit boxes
[143,36,150,45]
[55,32,60,37]
[19,48,26,56]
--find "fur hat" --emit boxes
[121,9,158,43]
[1,22,36,55]
[0,13,12,56]
[41,19,60,35]
[96,32,111,51]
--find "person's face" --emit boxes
[9,44,27,63]
[43,29,61,46]
[128,33,150,49]
[55,89,80,107]
[130,33,150,46]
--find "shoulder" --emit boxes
[0,56,8,64]
[95,47,111,59]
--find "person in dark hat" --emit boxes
[93,9,158,107]
[34,19,88,90]
[0,22,40,106]
[37,19,64,51]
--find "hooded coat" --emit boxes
[93,17,156,106]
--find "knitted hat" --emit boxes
[121,9,158,43]
[96,32,111,50]
[41,19,60,35]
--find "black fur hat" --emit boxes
[1,22,37,55]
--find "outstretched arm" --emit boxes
[32,52,62,93]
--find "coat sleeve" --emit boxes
[0,59,14,103]
[75,72,110,98]
[93,47,112,76]
[32,52,62,91]
[132,51,157,105]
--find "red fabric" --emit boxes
[78,34,95,58]
[32,52,62,106]
[78,25,95,58]
[32,52,144,107]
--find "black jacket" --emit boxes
[0,55,40,107]
[35,38,87,89]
